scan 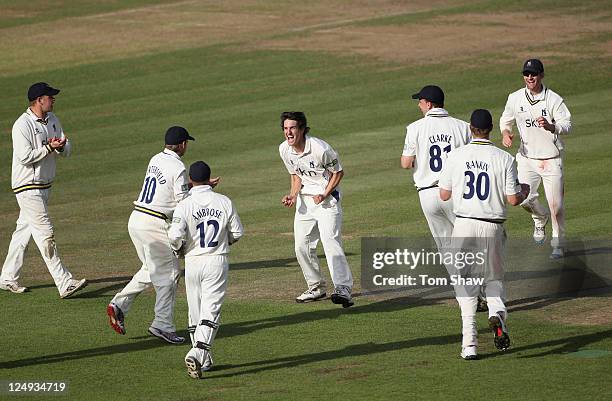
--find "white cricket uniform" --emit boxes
[110,149,189,332]
[168,185,243,366]
[1,108,76,294]
[500,86,571,247]
[439,139,521,349]
[402,108,471,250]
[279,135,353,292]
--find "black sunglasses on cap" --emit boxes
[522,71,540,77]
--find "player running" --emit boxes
[439,109,530,360]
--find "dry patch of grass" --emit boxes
[0,0,460,77]
[253,11,612,65]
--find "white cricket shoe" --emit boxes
[202,352,214,372]
[331,285,354,308]
[60,279,87,299]
[0,281,28,294]
[296,287,326,303]
[460,346,478,360]
[185,356,203,379]
[148,326,185,344]
[550,247,564,260]
[533,215,549,244]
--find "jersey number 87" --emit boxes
[430,144,451,172]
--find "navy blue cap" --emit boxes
[189,161,211,183]
[165,126,195,145]
[522,59,544,75]
[28,82,60,102]
[470,109,493,130]
[412,85,444,105]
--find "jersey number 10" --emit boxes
[139,177,157,204]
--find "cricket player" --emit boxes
[279,111,354,307]
[500,59,572,259]
[107,126,196,344]
[168,161,243,379]
[439,109,530,360]
[1,82,87,298]
[401,85,471,251]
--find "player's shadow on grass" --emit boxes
[477,328,612,360]
[207,328,612,377]
[208,335,460,377]
[0,338,171,369]
[219,295,446,340]
[229,253,356,270]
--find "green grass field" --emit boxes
[0,1,611,400]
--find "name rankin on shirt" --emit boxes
[465,160,489,171]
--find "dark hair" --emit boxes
[431,102,444,108]
[470,126,492,138]
[280,111,310,135]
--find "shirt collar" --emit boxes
[162,149,181,160]
[26,107,48,124]
[470,138,493,145]
[190,185,212,194]
[525,85,547,101]
[289,135,312,156]
[425,108,449,118]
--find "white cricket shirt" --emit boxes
[11,108,72,193]
[439,139,521,220]
[132,149,189,219]
[500,86,572,159]
[168,185,244,256]
[402,108,471,189]
[279,135,343,196]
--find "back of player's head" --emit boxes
[470,109,493,138]
[189,161,211,184]
[280,111,310,134]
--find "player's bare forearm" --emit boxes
[400,155,415,169]
[313,170,343,204]
[281,174,301,207]
[501,129,514,148]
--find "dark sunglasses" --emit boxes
[523,71,540,77]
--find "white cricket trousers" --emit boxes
[294,194,353,292]
[516,153,565,247]
[418,187,455,251]
[111,211,180,332]
[184,254,228,366]
[1,189,73,294]
[451,218,507,348]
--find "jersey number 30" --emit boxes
[196,220,220,248]
[463,171,490,200]
[429,144,452,172]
